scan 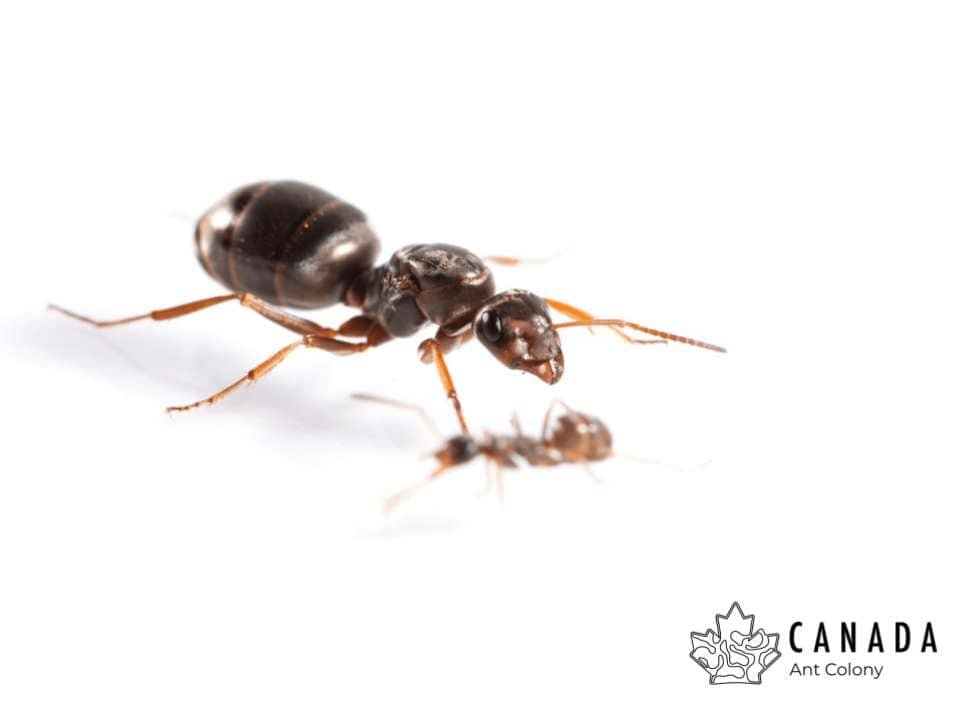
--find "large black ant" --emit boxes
[50,180,726,432]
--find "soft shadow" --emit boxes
[354,516,463,540]
[2,309,432,451]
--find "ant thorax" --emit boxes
[355,244,496,338]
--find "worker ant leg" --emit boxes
[545,298,727,353]
[580,462,602,484]
[539,399,574,442]
[383,463,454,514]
[418,330,472,435]
[478,457,497,497]
[49,293,337,338]
[474,457,505,503]
[350,393,442,440]
[492,461,505,503]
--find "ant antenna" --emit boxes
[484,248,570,267]
[165,210,196,226]
[552,318,726,353]
[617,454,712,472]
[351,393,443,439]
[544,298,724,349]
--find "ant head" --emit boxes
[474,290,564,384]
[547,409,614,462]
[433,434,480,471]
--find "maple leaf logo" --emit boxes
[689,602,781,684]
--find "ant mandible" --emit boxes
[50,180,726,433]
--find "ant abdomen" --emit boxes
[195,180,381,309]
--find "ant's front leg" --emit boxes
[476,456,506,503]
[539,399,575,442]
[418,327,475,435]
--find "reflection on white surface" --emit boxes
[3,4,959,717]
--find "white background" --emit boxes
[1,2,958,718]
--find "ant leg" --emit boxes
[305,323,391,354]
[350,392,442,440]
[383,464,452,514]
[617,454,710,472]
[50,293,336,337]
[418,335,470,435]
[478,457,496,497]
[581,462,602,484]
[546,298,726,353]
[336,315,379,338]
[168,325,390,414]
[539,399,570,441]
[493,462,505,504]
[166,338,305,413]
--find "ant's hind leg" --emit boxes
[167,325,389,414]
[166,338,306,414]
[50,293,336,338]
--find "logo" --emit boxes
[689,602,781,685]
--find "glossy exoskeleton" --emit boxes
[51,180,726,432]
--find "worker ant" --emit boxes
[353,394,620,512]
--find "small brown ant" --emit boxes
[353,394,620,511]
[50,180,726,432]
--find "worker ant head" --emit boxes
[433,434,480,471]
[474,289,564,385]
[547,408,614,463]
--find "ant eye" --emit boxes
[478,311,503,343]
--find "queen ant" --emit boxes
[50,180,725,432]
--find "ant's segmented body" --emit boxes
[354,395,615,511]
[51,180,725,432]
